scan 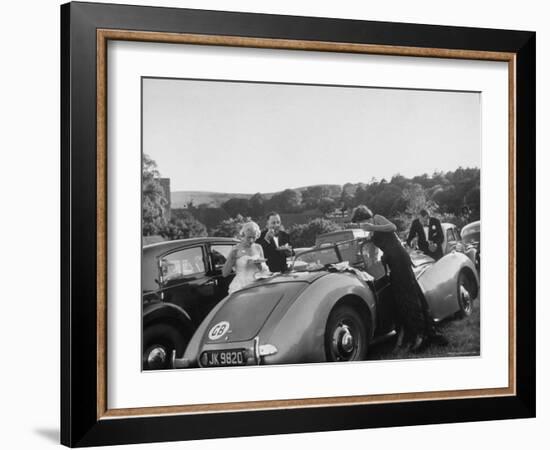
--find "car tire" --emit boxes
[457,271,475,318]
[325,304,369,362]
[143,323,188,370]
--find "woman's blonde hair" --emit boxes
[240,221,261,239]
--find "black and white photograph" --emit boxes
[141,77,481,371]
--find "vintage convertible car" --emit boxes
[173,237,479,369]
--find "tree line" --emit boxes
[142,153,480,244]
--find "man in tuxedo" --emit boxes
[257,212,293,273]
[406,209,444,260]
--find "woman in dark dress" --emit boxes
[351,205,427,351]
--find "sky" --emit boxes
[143,77,480,193]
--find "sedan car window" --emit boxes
[210,244,235,269]
[446,228,456,243]
[160,247,205,283]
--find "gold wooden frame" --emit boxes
[96,29,516,420]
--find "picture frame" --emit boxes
[60,1,535,447]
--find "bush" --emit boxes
[289,218,341,248]
[160,213,207,240]
[174,207,229,232]
[212,215,251,238]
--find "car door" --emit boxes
[359,241,394,335]
[158,245,219,326]
[208,242,237,301]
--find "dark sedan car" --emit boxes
[142,237,239,370]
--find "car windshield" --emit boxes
[292,245,341,271]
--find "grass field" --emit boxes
[367,300,480,361]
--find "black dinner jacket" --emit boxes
[257,229,291,273]
[406,217,444,259]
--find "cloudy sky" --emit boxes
[143,77,480,193]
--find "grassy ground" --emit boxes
[367,300,480,361]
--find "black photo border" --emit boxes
[61,2,535,447]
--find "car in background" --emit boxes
[415,222,474,263]
[142,237,239,370]
[460,220,480,272]
[440,223,463,254]
[440,222,479,270]
[174,236,479,369]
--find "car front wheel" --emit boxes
[143,323,188,370]
[325,304,369,362]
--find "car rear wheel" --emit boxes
[143,323,188,370]
[457,271,475,318]
[325,304,369,362]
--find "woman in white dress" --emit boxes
[222,221,269,294]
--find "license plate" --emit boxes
[200,349,248,367]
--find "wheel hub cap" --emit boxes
[332,324,355,358]
[147,347,167,369]
[460,285,472,311]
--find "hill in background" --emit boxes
[171,184,342,208]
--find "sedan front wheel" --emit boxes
[143,323,188,370]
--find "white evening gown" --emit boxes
[228,255,261,294]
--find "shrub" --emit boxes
[289,218,341,248]
[160,213,207,240]
[212,214,251,238]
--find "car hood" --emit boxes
[201,273,324,344]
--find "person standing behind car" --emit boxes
[257,212,293,273]
[352,205,426,351]
[222,221,269,294]
[406,209,444,260]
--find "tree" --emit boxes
[142,154,168,236]
[268,189,302,213]
[172,207,228,233]
[390,174,408,189]
[161,213,207,240]
[318,197,336,214]
[248,192,266,218]
[288,218,341,248]
[353,185,368,206]
[402,183,437,216]
[392,183,439,233]
[371,184,405,217]
[212,215,251,238]
[222,197,250,218]
[301,186,326,209]
[464,186,481,220]
[339,190,355,210]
